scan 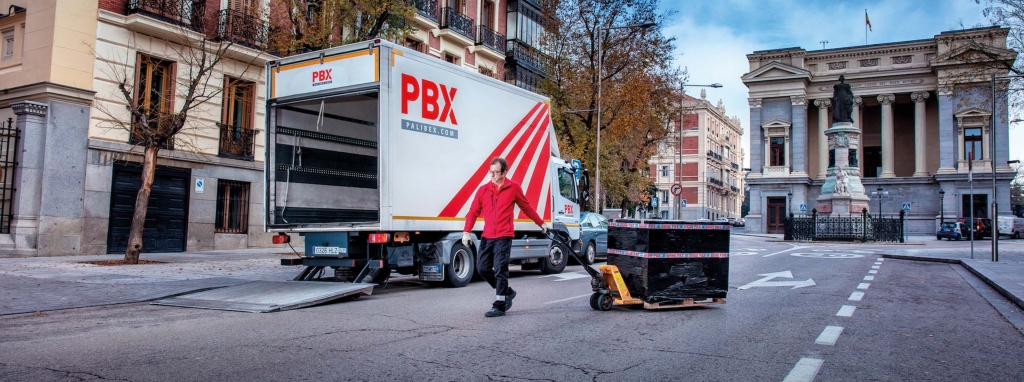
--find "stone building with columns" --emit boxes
[742,27,1017,234]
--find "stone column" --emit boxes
[853,96,863,174]
[748,98,763,175]
[790,95,808,176]
[911,92,930,176]
[878,94,896,178]
[9,101,48,253]
[937,91,957,173]
[814,99,831,178]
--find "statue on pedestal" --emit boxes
[834,167,849,194]
[831,75,854,123]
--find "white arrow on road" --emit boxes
[539,272,591,281]
[738,271,816,290]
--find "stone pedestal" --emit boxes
[817,122,871,215]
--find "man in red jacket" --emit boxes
[463,157,547,317]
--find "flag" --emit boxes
[968,151,973,182]
[865,10,872,32]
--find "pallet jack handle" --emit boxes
[544,231,602,279]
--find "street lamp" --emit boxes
[939,189,945,224]
[871,186,888,217]
[787,191,793,215]
[674,81,723,219]
[595,21,656,213]
[990,74,1023,262]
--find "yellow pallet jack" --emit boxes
[547,232,726,311]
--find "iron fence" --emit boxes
[0,118,18,234]
[217,9,268,49]
[218,123,258,161]
[410,0,438,22]
[441,7,474,40]
[785,210,904,243]
[128,0,207,33]
[477,25,506,54]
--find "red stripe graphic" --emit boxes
[437,102,544,217]
[544,188,551,221]
[502,106,549,185]
[519,133,551,219]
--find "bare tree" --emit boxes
[94,11,259,263]
[268,0,415,56]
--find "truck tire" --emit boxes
[370,267,391,284]
[540,240,568,274]
[1013,231,1020,239]
[444,243,474,288]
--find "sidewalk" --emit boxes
[0,248,303,316]
[883,237,1024,311]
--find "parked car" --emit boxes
[735,218,746,227]
[714,218,731,225]
[576,212,608,264]
[936,221,976,241]
[997,216,1024,239]
[958,217,993,238]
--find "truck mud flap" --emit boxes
[150,281,374,313]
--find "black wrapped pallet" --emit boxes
[607,219,729,303]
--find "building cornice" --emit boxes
[805,42,937,62]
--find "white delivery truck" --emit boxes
[997,216,1024,239]
[265,39,590,287]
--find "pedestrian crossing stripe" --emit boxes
[608,249,729,258]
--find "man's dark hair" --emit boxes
[490,157,508,173]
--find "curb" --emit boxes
[881,254,1024,311]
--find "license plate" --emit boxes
[422,265,440,273]
[312,246,345,255]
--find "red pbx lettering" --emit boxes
[398,73,458,125]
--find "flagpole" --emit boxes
[865,9,868,45]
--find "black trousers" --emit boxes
[477,237,513,309]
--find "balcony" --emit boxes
[440,7,475,44]
[410,0,438,22]
[128,0,207,33]
[217,9,268,50]
[476,25,506,60]
[732,162,740,171]
[506,39,545,74]
[218,123,258,161]
[707,150,723,162]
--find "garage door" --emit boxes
[107,162,190,253]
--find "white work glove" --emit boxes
[462,232,472,247]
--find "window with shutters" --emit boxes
[216,180,250,233]
[219,77,256,160]
[132,55,175,148]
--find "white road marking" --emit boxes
[857,283,871,290]
[782,358,825,382]
[815,326,844,345]
[732,252,759,256]
[737,271,816,290]
[871,265,880,269]
[864,275,875,281]
[836,305,857,317]
[868,270,878,274]
[763,245,804,257]
[791,253,864,259]
[849,291,864,301]
[874,261,882,265]
[877,258,884,261]
[539,272,590,281]
[544,294,590,304]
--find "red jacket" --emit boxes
[463,179,544,239]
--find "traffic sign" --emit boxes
[799,204,807,213]
[571,159,582,179]
[670,183,682,196]
[651,197,659,208]
[902,202,912,211]
[681,199,687,208]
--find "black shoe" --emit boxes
[484,307,505,317]
[505,289,517,311]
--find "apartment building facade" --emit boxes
[742,27,1016,234]
[649,91,745,220]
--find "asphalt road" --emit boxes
[1,235,1023,381]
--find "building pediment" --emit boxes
[742,61,812,83]
[932,42,1016,67]
[954,107,992,127]
[761,119,792,136]
[761,119,792,128]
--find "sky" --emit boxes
[659,0,1024,167]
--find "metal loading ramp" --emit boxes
[151,281,374,313]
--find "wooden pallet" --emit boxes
[641,298,726,310]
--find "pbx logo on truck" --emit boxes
[312,69,333,87]
[401,74,458,125]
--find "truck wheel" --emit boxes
[1013,231,1020,239]
[584,242,597,265]
[370,267,391,284]
[444,243,474,288]
[540,240,568,274]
